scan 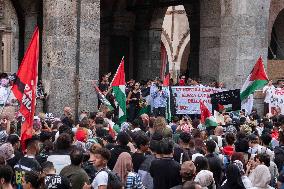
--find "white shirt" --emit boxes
[263,85,275,103]
[92,170,108,189]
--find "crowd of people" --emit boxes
[0,105,284,189]
[0,72,283,189]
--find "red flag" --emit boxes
[12,27,39,150]
[163,73,170,87]
[200,101,211,124]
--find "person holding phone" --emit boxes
[151,80,168,118]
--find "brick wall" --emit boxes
[268,60,284,82]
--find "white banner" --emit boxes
[171,86,223,114]
[269,88,284,114]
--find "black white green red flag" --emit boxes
[111,58,127,124]
[241,57,268,113]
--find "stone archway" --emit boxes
[268,9,284,60]
[161,5,190,82]
[267,2,284,82]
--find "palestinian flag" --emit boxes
[200,101,218,127]
[111,58,127,124]
[163,74,171,121]
[240,56,268,113]
[93,83,114,111]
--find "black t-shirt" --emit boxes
[129,90,141,105]
[45,174,71,189]
[150,158,182,189]
[14,156,42,188]
[7,150,22,170]
[132,152,146,173]
[99,82,109,92]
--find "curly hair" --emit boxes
[153,116,167,132]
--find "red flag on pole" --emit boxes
[12,27,39,150]
[200,101,211,124]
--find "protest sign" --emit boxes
[171,86,222,114]
[269,88,284,114]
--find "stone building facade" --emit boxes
[0,0,284,117]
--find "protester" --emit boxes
[47,133,72,173]
[127,82,142,122]
[132,134,149,173]
[108,132,131,170]
[205,140,223,188]
[22,171,43,189]
[42,161,71,189]
[150,139,182,188]
[2,72,284,189]
[221,164,245,189]
[84,148,112,189]
[60,147,90,189]
[113,152,145,188]
[0,165,14,189]
[151,80,168,117]
[14,136,42,188]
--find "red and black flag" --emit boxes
[12,27,39,150]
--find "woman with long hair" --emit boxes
[127,82,142,122]
[113,152,145,189]
[221,164,245,189]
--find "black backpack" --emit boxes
[98,168,123,189]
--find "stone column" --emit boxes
[135,29,150,80]
[42,0,78,116]
[148,28,163,79]
[24,0,38,50]
[78,0,100,113]
[199,0,270,89]
[42,0,100,117]
[219,0,270,89]
[199,0,221,83]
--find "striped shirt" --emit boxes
[125,172,145,189]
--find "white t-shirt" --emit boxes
[263,85,275,103]
[92,170,108,189]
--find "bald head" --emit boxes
[214,126,223,136]
[64,107,72,113]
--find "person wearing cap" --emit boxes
[42,161,71,189]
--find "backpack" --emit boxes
[98,168,123,189]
